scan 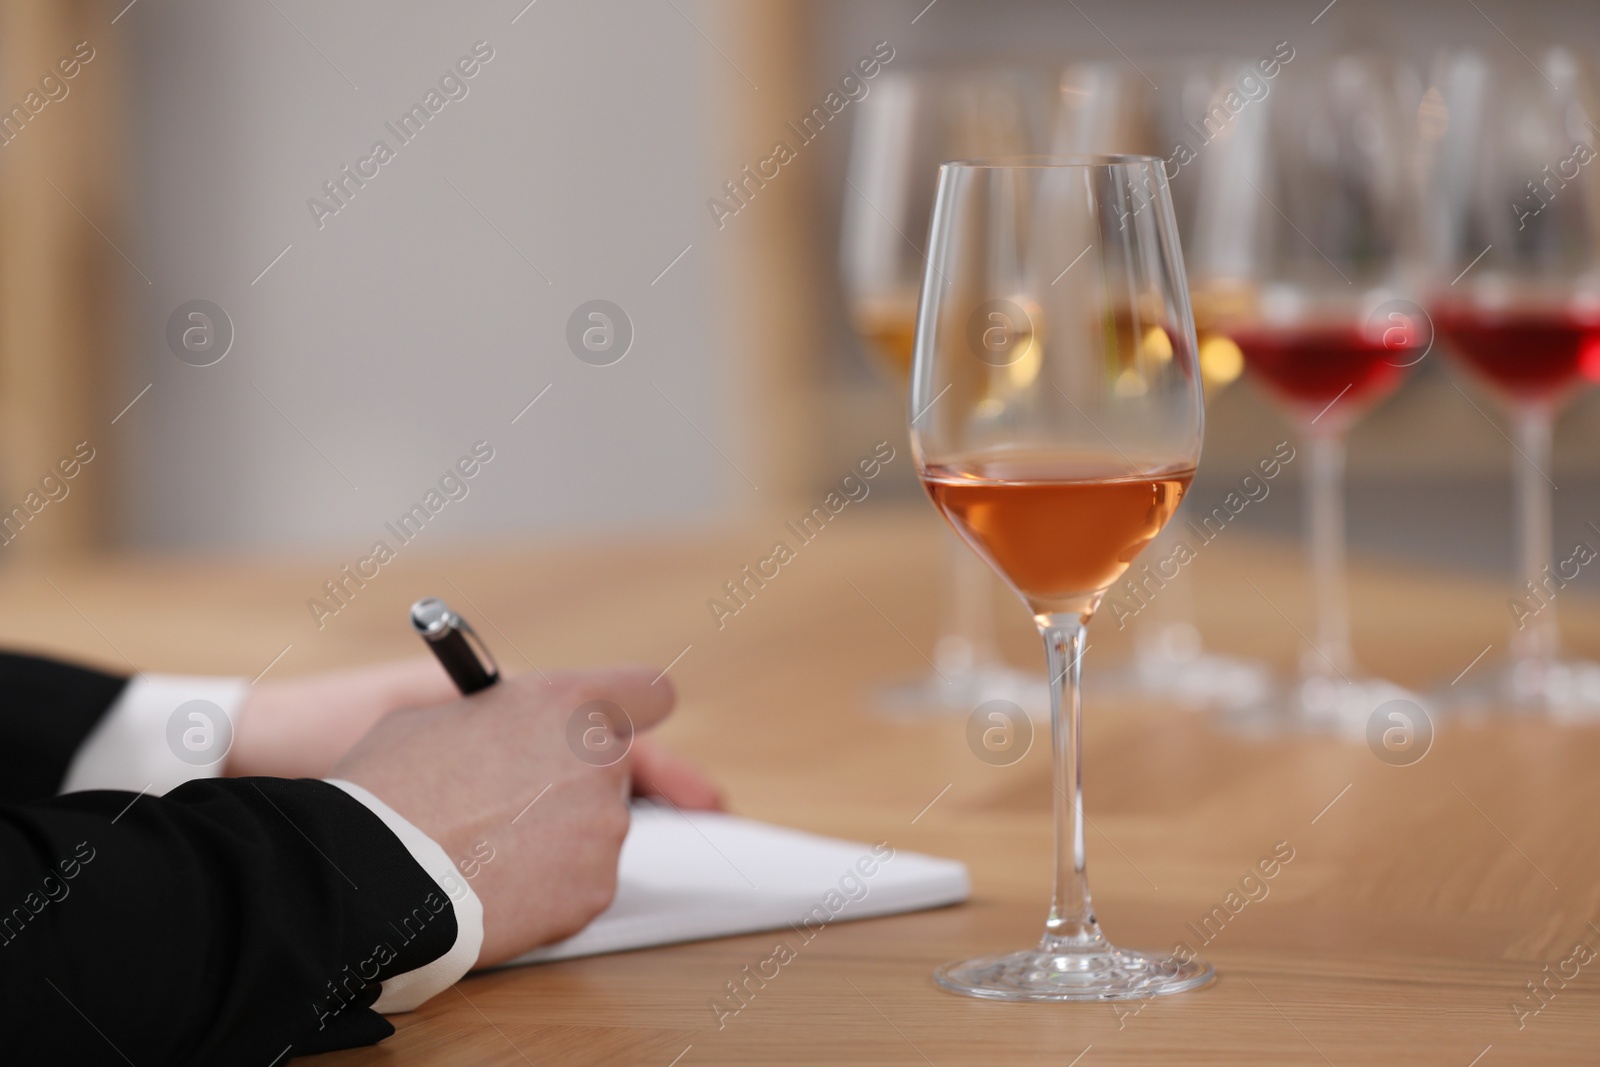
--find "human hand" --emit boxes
[331,667,697,964]
[228,658,722,811]
[226,659,459,779]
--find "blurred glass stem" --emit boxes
[934,535,1001,679]
[1304,428,1354,680]
[1511,404,1558,674]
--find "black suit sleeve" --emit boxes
[1,777,460,1064]
[0,651,129,803]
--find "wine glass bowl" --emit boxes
[844,66,1053,384]
[1430,298,1600,405]
[911,157,1212,1000]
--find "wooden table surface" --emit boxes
[7,510,1599,1066]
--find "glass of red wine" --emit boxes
[1193,54,1429,733]
[911,157,1212,1000]
[1425,48,1600,715]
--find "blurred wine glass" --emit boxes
[1193,53,1429,733]
[1052,58,1268,711]
[841,65,1054,715]
[1424,48,1600,717]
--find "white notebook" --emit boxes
[505,802,971,966]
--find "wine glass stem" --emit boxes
[1136,500,1199,664]
[1304,430,1354,679]
[1039,615,1104,951]
[935,537,1000,679]
[1511,405,1557,670]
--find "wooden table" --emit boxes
[7,511,1599,1065]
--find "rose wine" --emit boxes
[1230,323,1411,412]
[1433,303,1600,402]
[922,451,1193,615]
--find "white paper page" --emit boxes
[505,804,970,966]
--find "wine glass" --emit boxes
[1194,54,1428,733]
[1424,48,1600,717]
[1053,59,1268,711]
[843,66,1054,716]
[911,157,1212,1000]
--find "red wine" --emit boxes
[1432,303,1600,402]
[1230,324,1412,412]
[922,451,1192,612]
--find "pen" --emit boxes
[411,596,500,694]
[412,596,636,797]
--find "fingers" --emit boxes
[630,738,724,811]
[543,664,677,733]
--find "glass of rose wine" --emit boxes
[911,157,1212,1000]
[843,66,1054,715]
[1425,48,1600,715]
[1195,54,1429,733]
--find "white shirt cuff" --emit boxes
[60,674,248,796]
[324,778,485,1013]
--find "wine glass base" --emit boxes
[872,663,1048,719]
[934,945,1214,1002]
[1092,649,1275,712]
[1222,674,1427,740]
[1442,658,1600,721]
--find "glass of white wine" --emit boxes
[842,65,1054,716]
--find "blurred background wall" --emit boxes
[2,0,1600,577]
[119,0,733,549]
